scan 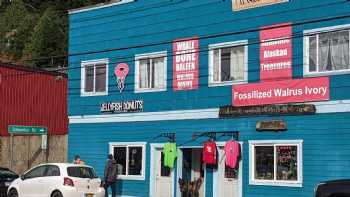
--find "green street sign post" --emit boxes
[8,125,47,135]
[8,125,48,170]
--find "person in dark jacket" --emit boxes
[104,154,117,197]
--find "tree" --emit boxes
[0,0,34,60]
[0,0,108,67]
[24,8,65,68]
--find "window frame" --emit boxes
[134,51,167,93]
[80,58,109,97]
[208,40,248,87]
[304,24,350,77]
[109,142,147,181]
[24,165,47,179]
[249,140,303,187]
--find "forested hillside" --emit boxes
[0,0,107,68]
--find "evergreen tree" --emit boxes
[25,8,65,68]
[0,0,34,60]
[0,0,107,67]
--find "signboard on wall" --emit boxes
[233,0,289,11]
[260,23,292,81]
[231,22,330,107]
[173,37,199,91]
[232,77,329,106]
[100,100,143,113]
[219,104,316,118]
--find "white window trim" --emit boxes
[109,142,147,181]
[303,24,350,77]
[249,140,303,187]
[80,58,109,97]
[208,40,248,87]
[134,51,167,93]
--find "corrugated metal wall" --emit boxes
[0,65,68,136]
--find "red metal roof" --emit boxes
[0,63,68,136]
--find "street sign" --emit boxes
[8,125,47,135]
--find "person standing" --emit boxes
[104,154,117,197]
[73,155,85,165]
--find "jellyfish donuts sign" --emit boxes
[114,63,129,93]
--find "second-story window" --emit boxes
[304,25,350,76]
[209,41,248,86]
[81,59,108,96]
[135,51,167,93]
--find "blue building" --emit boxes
[68,0,350,196]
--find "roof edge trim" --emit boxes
[68,0,135,15]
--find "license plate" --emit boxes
[4,182,11,186]
[85,194,93,197]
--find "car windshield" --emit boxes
[0,169,17,177]
[67,167,98,179]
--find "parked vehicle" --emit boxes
[314,179,350,197]
[7,163,104,197]
[0,168,18,197]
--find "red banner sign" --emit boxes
[260,23,292,81]
[232,77,329,106]
[173,37,199,91]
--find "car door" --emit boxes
[42,165,61,196]
[19,165,47,197]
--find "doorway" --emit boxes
[177,148,206,197]
[150,144,175,197]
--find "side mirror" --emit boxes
[20,175,25,180]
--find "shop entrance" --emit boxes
[150,144,175,197]
[178,148,205,197]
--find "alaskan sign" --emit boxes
[219,104,316,118]
[8,125,47,135]
[260,23,292,81]
[232,77,329,106]
[233,0,289,11]
[173,37,199,91]
[100,100,143,113]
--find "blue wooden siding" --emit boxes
[68,112,350,197]
[68,0,350,196]
[68,0,350,116]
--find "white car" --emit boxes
[7,163,104,197]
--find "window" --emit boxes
[249,140,303,187]
[209,41,248,86]
[45,165,60,176]
[109,142,146,180]
[135,51,167,93]
[304,25,350,76]
[67,167,98,178]
[24,165,46,179]
[81,59,108,96]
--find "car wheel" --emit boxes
[8,189,18,197]
[51,191,63,197]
